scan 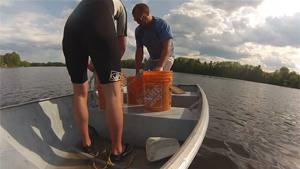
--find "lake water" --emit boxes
[1,67,299,169]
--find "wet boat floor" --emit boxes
[71,135,168,169]
[56,144,167,169]
[1,137,168,169]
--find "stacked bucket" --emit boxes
[127,71,173,112]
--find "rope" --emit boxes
[90,147,136,169]
[91,149,110,169]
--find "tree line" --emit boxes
[0,52,65,67]
[122,58,300,89]
[1,52,299,89]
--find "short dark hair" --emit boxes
[132,3,150,15]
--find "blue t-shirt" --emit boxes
[135,17,174,60]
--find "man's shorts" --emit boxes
[144,57,174,71]
[62,0,121,84]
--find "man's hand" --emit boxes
[136,69,143,78]
[153,66,163,71]
[135,46,144,76]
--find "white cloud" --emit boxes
[124,0,148,3]
[258,0,300,17]
[202,0,264,12]
[237,43,300,72]
[0,0,11,7]
[163,0,300,73]
[0,0,299,73]
[0,7,73,62]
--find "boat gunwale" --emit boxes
[0,90,97,110]
[161,84,209,169]
[0,94,73,110]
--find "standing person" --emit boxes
[62,0,132,161]
[132,3,174,75]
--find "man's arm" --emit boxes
[115,1,127,58]
[154,39,173,71]
[118,36,127,58]
[135,46,143,75]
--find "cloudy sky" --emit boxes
[0,0,300,73]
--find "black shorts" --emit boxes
[62,0,121,84]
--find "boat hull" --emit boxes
[0,84,209,169]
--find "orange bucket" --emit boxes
[143,71,173,112]
[127,76,144,105]
[98,84,106,110]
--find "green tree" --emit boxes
[288,71,300,88]
[20,61,31,67]
[0,52,22,67]
[171,57,299,89]
[121,59,135,69]
[0,55,4,66]
[279,67,290,86]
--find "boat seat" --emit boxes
[124,106,199,120]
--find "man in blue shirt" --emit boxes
[132,3,174,74]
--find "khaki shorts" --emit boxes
[143,57,174,71]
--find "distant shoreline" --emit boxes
[2,65,299,90]
[122,58,300,89]
[1,51,299,89]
